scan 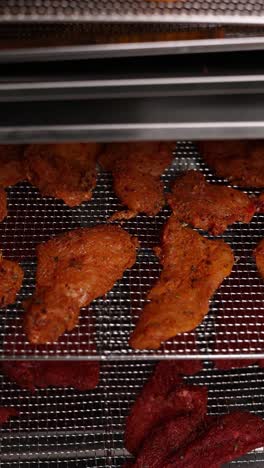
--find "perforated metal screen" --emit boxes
[0,0,264,25]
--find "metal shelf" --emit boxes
[0,0,264,25]
[1,361,264,466]
[0,142,263,360]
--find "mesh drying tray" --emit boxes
[1,361,264,467]
[1,1,264,25]
[0,141,263,360]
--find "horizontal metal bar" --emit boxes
[1,37,264,63]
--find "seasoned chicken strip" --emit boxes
[198,140,264,187]
[253,239,264,279]
[0,144,25,187]
[0,252,24,308]
[130,217,234,349]
[25,143,102,207]
[167,171,255,235]
[0,188,7,223]
[24,225,138,344]
[99,141,174,218]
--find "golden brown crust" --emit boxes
[0,145,26,187]
[25,143,102,207]
[0,189,7,223]
[253,239,264,279]
[99,141,175,218]
[130,216,234,349]
[167,170,256,235]
[0,252,24,308]
[24,225,138,344]
[198,140,264,188]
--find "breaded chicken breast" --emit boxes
[167,171,255,235]
[130,216,234,349]
[24,225,138,343]
[99,141,174,219]
[25,143,102,207]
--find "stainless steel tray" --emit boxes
[1,0,264,25]
[0,142,263,360]
[1,361,264,466]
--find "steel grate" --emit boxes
[1,361,264,466]
[1,0,264,25]
[0,141,263,360]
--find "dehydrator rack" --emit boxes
[1,0,264,25]
[0,141,262,360]
[1,361,264,467]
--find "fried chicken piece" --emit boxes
[164,412,264,468]
[24,225,138,344]
[253,238,264,279]
[0,407,19,426]
[0,252,24,308]
[167,171,255,235]
[130,216,234,349]
[1,360,100,392]
[0,144,25,187]
[25,143,102,207]
[198,140,264,187]
[125,360,207,455]
[0,188,7,222]
[99,141,174,218]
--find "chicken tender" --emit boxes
[1,360,100,392]
[130,216,234,349]
[24,225,138,344]
[99,141,174,218]
[0,144,25,187]
[253,239,264,279]
[198,140,264,187]
[25,143,101,207]
[0,252,24,308]
[167,171,255,235]
[0,188,7,222]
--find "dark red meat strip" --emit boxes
[132,389,207,468]
[1,360,100,392]
[164,411,264,468]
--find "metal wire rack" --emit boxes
[1,361,264,467]
[0,141,263,360]
[1,0,264,25]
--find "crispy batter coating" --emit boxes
[167,171,255,235]
[0,188,7,222]
[130,216,234,349]
[25,143,102,207]
[1,360,100,392]
[164,412,264,468]
[0,144,25,187]
[0,252,24,308]
[99,141,174,218]
[253,238,264,279]
[198,140,264,187]
[0,407,19,426]
[24,225,138,344]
